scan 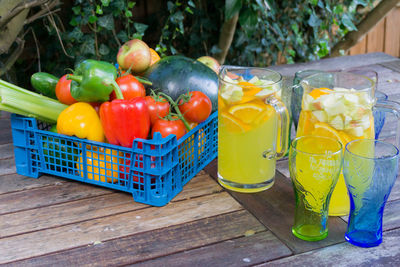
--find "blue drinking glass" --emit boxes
[343,139,399,247]
[374,91,388,139]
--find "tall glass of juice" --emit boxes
[218,67,289,193]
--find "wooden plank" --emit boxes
[0,143,14,159]
[204,159,348,254]
[269,53,396,76]
[134,231,292,267]
[384,7,400,57]
[0,192,243,264]
[0,157,16,176]
[8,210,268,266]
[0,118,11,131]
[261,228,400,266]
[0,129,12,145]
[0,174,221,238]
[349,35,367,55]
[0,173,66,194]
[380,60,400,73]
[0,182,114,215]
[367,18,385,53]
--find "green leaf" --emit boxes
[309,0,318,6]
[101,0,111,7]
[72,6,81,15]
[167,1,174,11]
[128,1,136,8]
[68,27,83,41]
[88,15,98,24]
[98,14,114,30]
[134,22,148,34]
[308,12,321,27]
[117,31,129,42]
[341,14,357,31]
[96,5,103,15]
[185,7,193,14]
[125,10,133,18]
[80,37,95,55]
[225,0,242,21]
[99,44,110,55]
[188,0,195,8]
[69,18,78,27]
[333,5,343,14]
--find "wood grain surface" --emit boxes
[1,53,400,265]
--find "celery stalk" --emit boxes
[0,79,68,123]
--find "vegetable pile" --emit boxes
[0,38,217,147]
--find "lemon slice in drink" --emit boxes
[228,102,265,124]
[220,111,250,133]
[312,122,351,148]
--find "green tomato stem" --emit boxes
[158,92,191,131]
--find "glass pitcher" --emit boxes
[296,71,400,216]
[218,67,290,193]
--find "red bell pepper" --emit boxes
[99,96,151,148]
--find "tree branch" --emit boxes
[24,0,60,25]
[0,0,50,29]
[215,13,239,64]
[329,0,400,58]
[0,37,25,76]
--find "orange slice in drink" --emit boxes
[309,87,333,99]
[297,110,315,136]
[220,111,250,133]
[228,102,265,124]
[238,81,262,96]
[312,122,352,148]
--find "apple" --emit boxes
[197,56,220,74]
[117,39,151,73]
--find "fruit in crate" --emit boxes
[196,56,220,74]
[144,55,218,112]
[117,39,151,73]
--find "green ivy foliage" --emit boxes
[22,0,375,79]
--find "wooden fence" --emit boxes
[349,6,400,57]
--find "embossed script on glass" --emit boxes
[289,136,343,241]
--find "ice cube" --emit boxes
[329,115,345,130]
[312,110,328,122]
[348,126,364,137]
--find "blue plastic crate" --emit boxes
[10,112,218,206]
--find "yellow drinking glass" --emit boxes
[289,135,343,241]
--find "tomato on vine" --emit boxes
[145,95,170,125]
[111,74,145,100]
[178,91,212,123]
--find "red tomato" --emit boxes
[55,74,77,105]
[111,74,145,100]
[145,96,170,125]
[152,119,187,140]
[178,91,212,123]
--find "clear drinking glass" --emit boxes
[343,139,399,247]
[289,136,343,241]
[218,67,290,192]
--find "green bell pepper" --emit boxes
[67,59,120,102]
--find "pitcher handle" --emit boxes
[374,99,400,148]
[266,95,290,159]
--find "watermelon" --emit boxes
[144,56,218,111]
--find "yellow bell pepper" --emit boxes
[57,102,105,143]
[77,147,119,183]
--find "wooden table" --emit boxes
[1,53,400,266]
